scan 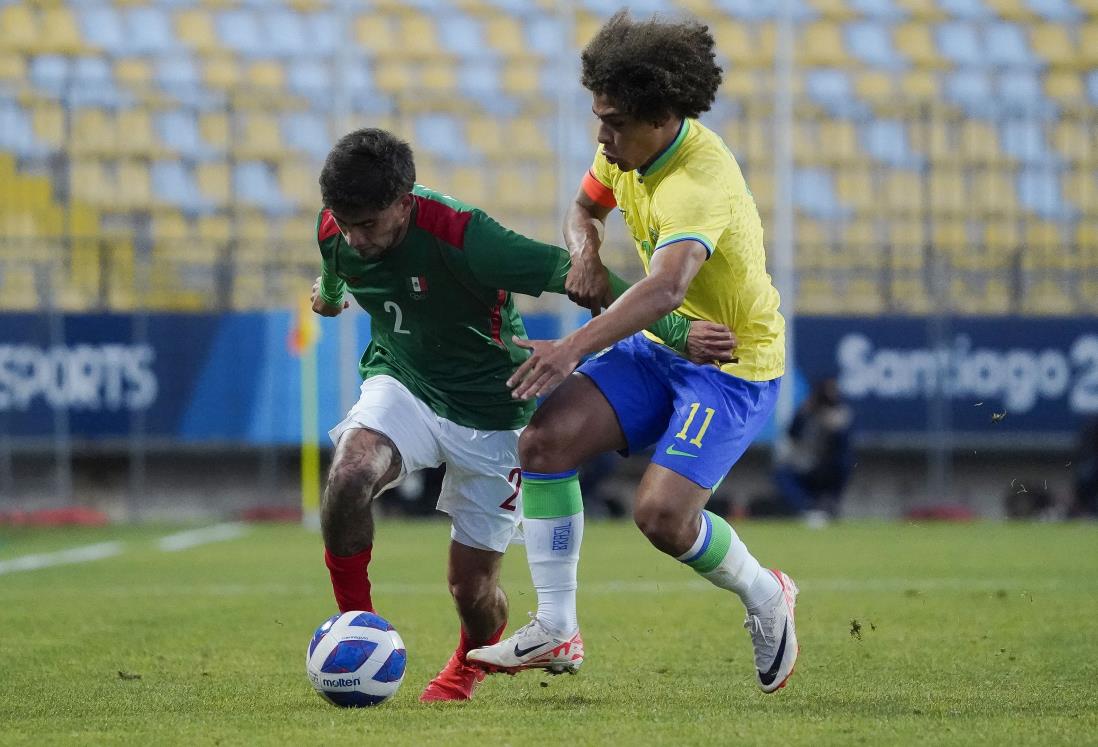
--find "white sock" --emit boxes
[522,511,584,636]
[677,510,781,611]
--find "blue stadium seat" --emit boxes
[526,15,565,58]
[413,114,471,161]
[936,0,994,20]
[303,11,342,58]
[0,104,48,157]
[287,59,332,103]
[846,22,907,69]
[806,68,869,116]
[152,160,212,213]
[124,7,178,56]
[848,0,908,20]
[581,0,672,13]
[460,62,514,115]
[438,13,491,57]
[794,168,850,219]
[157,109,220,160]
[984,22,1038,68]
[1027,0,1085,21]
[999,119,1058,163]
[936,22,985,67]
[77,5,127,56]
[1087,70,1098,105]
[28,55,69,98]
[70,56,131,107]
[944,69,995,115]
[1017,167,1075,219]
[216,9,265,59]
[715,0,816,21]
[996,71,1051,111]
[862,119,923,167]
[234,161,293,213]
[261,10,310,58]
[281,112,331,161]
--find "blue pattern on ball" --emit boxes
[320,638,378,674]
[308,614,341,658]
[322,690,388,708]
[371,648,406,683]
[348,612,394,631]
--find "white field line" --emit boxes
[156,522,250,553]
[34,576,1084,598]
[0,541,124,576]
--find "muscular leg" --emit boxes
[519,372,627,471]
[321,427,402,612]
[633,462,780,611]
[446,541,507,653]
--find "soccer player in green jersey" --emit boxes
[311,128,735,702]
[470,12,800,692]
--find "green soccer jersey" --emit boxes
[316,185,692,430]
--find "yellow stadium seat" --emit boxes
[797,275,844,314]
[0,51,25,83]
[245,61,286,93]
[971,170,1019,215]
[845,277,885,314]
[71,109,115,155]
[0,5,40,54]
[1052,121,1090,161]
[0,265,39,310]
[70,160,115,206]
[116,160,152,211]
[196,162,231,206]
[960,121,1004,166]
[804,0,858,19]
[484,15,530,57]
[399,14,441,57]
[932,220,968,253]
[115,57,153,92]
[116,109,160,156]
[176,10,222,55]
[502,62,541,96]
[817,120,859,162]
[799,22,849,66]
[374,60,415,94]
[1076,223,1098,251]
[234,114,283,160]
[711,20,759,67]
[203,54,241,92]
[199,112,230,151]
[38,7,85,55]
[890,276,932,313]
[845,220,882,256]
[895,23,948,69]
[721,68,759,98]
[893,0,948,18]
[152,211,193,241]
[899,70,940,100]
[1045,71,1085,103]
[983,0,1037,20]
[836,170,876,214]
[1081,24,1098,67]
[31,102,64,151]
[449,166,488,208]
[574,12,602,49]
[1024,220,1064,249]
[198,214,232,242]
[420,60,458,92]
[885,172,925,217]
[1031,23,1081,69]
[854,70,895,104]
[278,162,319,208]
[929,170,967,216]
[355,13,398,55]
[985,221,1021,253]
[1021,278,1076,315]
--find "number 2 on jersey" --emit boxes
[499,467,521,511]
[383,301,411,334]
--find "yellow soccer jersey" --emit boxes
[582,118,785,381]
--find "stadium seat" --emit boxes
[175,9,223,56]
[895,22,949,68]
[846,21,907,69]
[261,9,311,58]
[1028,0,1086,21]
[124,6,179,57]
[938,0,995,20]
[936,22,984,67]
[152,160,212,213]
[794,168,850,219]
[233,113,285,160]
[984,21,1039,68]
[800,22,851,67]
[234,161,293,213]
[1017,167,1074,218]
[1043,71,1085,104]
[1031,23,1081,69]
[197,162,231,205]
[215,9,266,58]
[277,161,321,209]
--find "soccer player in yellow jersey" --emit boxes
[470,11,800,692]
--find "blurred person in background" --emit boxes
[311,128,734,702]
[772,377,854,524]
[471,10,800,694]
[1070,416,1098,518]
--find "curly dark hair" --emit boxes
[581,10,722,125]
[319,128,416,214]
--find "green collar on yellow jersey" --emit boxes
[638,118,690,178]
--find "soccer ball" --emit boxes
[306,611,406,707]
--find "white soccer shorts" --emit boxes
[328,375,523,553]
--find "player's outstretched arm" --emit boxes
[311,276,348,316]
[508,240,709,399]
[563,186,613,314]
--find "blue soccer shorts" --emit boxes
[576,333,781,490]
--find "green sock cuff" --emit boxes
[686,511,733,574]
[522,471,583,518]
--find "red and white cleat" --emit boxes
[466,616,584,675]
[419,651,487,702]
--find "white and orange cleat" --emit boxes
[466,616,583,675]
[744,569,800,693]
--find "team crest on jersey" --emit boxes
[408,275,429,300]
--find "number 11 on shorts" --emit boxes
[675,402,715,447]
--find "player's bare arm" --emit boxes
[311,276,348,317]
[563,186,613,313]
[508,239,708,399]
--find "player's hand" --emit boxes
[685,321,739,366]
[507,337,581,400]
[311,277,348,317]
[565,253,611,316]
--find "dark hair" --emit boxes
[581,10,722,125]
[319,128,416,214]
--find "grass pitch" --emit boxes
[1,519,1096,746]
